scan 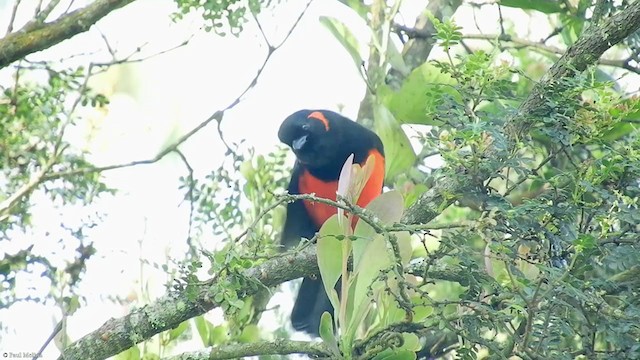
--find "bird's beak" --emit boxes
[292,135,307,151]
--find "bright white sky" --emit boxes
[1,1,633,359]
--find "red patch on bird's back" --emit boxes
[298,149,385,228]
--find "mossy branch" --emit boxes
[403,0,640,225]
[163,340,331,360]
[0,0,136,69]
[58,247,319,360]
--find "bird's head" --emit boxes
[278,110,343,168]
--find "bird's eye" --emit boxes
[302,124,310,131]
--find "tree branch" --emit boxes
[59,237,473,360]
[358,0,463,124]
[0,0,136,69]
[42,0,313,182]
[163,340,331,360]
[58,247,319,360]
[403,0,640,225]
[462,33,640,74]
[387,0,463,90]
[0,148,61,220]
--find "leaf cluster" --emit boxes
[1,64,113,310]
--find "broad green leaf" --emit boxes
[352,190,404,274]
[499,0,563,13]
[413,304,434,321]
[193,316,210,346]
[114,345,141,360]
[401,333,422,352]
[603,122,635,141]
[604,98,640,140]
[319,312,341,355]
[317,214,346,311]
[560,15,584,45]
[338,0,369,19]
[209,324,228,345]
[373,104,416,180]
[167,320,189,341]
[237,324,260,343]
[372,349,417,360]
[352,234,391,323]
[379,291,407,326]
[386,37,410,76]
[395,230,412,266]
[379,62,455,125]
[320,16,363,72]
[363,189,404,224]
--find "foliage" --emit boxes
[0,63,112,310]
[315,155,414,359]
[2,0,640,359]
[368,13,639,360]
[172,0,279,35]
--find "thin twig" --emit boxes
[0,145,64,217]
[497,4,505,36]
[97,27,117,58]
[503,146,564,196]
[174,149,197,257]
[32,318,64,360]
[26,0,62,31]
[43,0,314,182]
[463,33,640,73]
[6,0,22,35]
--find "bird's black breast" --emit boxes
[304,120,384,181]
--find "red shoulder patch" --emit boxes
[307,111,330,131]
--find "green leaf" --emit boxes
[338,0,369,19]
[603,122,635,141]
[379,63,455,125]
[574,234,597,252]
[386,37,410,76]
[560,15,584,45]
[167,320,189,341]
[499,0,563,13]
[364,189,404,224]
[395,230,412,266]
[373,104,416,180]
[400,333,421,352]
[353,190,404,273]
[114,345,141,360]
[237,324,259,343]
[319,16,363,71]
[193,316,210,346]
[319,311,341,355]
[352,234,391,326]
[372,349,417,360]
[317,214,346,310]
[209,324,228,345]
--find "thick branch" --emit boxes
[358,0,463,124]
[59,239,472,360]
[43,0,312,182]
[59,248,319,360]
[513,2,640,132]
[164,340,331,360]
[387,0,463,90]
[0,0,136,69]
[58,179,479,359]
[403,1,640,225]
[462,33,640,73]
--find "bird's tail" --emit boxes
[290,276,334,336]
